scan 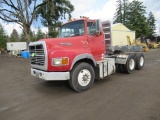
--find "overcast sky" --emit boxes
[0,0,160,35]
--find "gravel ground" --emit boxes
[0,49,160,120]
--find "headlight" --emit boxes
[52,57,69,66]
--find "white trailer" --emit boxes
[6,42,27,51]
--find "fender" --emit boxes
[70,53,96,70]
[115,53,137,64]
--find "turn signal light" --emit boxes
[62,58,69,65]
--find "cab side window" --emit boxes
[87,22,96,35]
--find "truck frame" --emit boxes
[29,17,145,92]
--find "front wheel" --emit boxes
[69,62,95,92]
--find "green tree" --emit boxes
[30,31,36,42]
[0,0,43,47]
[20,31,26,42]
[20,30,36,42]
[48,22,62,38]
[147,12,156,38]
[122,0,129,24]
[113,0,152,38]
[113,0,123,24]
[38,0,74,37]
[113,0,129,24]
[0,23,7,48]
[36,27,44,41]
[125,0,149,38]
[9,29,19,42]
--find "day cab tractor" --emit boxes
[29,17,145,92]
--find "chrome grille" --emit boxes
[29,44,45,66]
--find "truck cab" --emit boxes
[29,17,145,92]
[58,18,106,61]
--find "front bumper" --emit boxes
[31,68,70,81]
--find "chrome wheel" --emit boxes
[140,56,144,66]
[129,59,135,70]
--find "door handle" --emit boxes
[81,41,88,44]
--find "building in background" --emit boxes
[111,23,135,46]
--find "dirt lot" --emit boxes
[0,49,160,120]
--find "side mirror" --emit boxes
[95,19,101,34]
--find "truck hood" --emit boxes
[40,36,86,52]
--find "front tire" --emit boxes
[69,62,95,92]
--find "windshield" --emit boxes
[59,20,85,38]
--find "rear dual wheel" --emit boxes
[117,53,145,74]
[117,64,125,73]
[123,54,135,74]
[135,53,145,70]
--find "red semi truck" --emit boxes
[29,17,145,92]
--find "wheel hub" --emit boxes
[78,69,91,86]
[140,56,144,66]
[82,74,89,81]
[129,59,135,70]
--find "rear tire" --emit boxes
[123,54,135,74]
[69,62,95,92]
[135,53,145,70]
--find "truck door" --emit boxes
[87,21,105,61]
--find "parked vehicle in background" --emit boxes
[7,42,27,51]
